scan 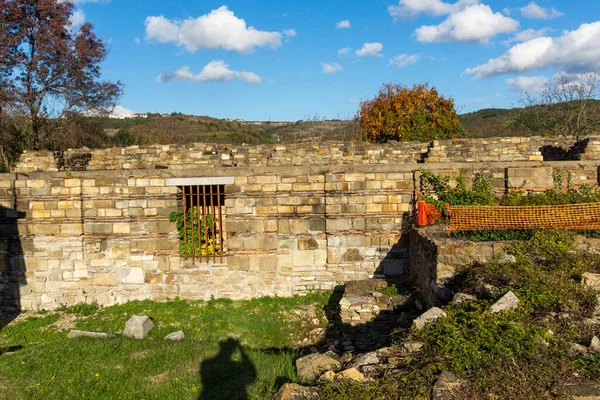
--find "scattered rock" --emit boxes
[348,351,379,370]
[337,352,354,366]
[275,383,320,400]
[164,331,185,341]
[413,307,447,330]
[296,353,341,383]
[316,371,336,385]
[67,330,117,339]
[558,379,600,399]
[305,328,326,345]
[590,336,600,353]
[498,254,517,264]
[123,315,154,340]
[490,291,520,314]
[401,341,424,353]
[322,350,339,361]
[568,342,589,356]
[582,272,600,291]
[432,371,467,400]
[334,368,367,383]
[453,293,475,305]
[481,284,500,299]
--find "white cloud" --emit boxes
[338,47,352,57]
[520,2,563,19]
[336,20,350,29]
[464,22,600,78]
[349,97,360,104]
[145,6,283,54]
[157,61,261,84]
[133,37,141,45]
[504,28,552,44]
[283,29,296,37]
[321,62,343,74]
[388,0,479,18]
[415,4,519,43]
[70,9,85,27]
[506,75,550,92]
[389,54,420,67]
[61,0,110,3]
[355,42,383,57]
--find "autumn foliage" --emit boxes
[356,83,463,143]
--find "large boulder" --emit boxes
[123,315,154,340]
[490,291,520,314]
[296,353,341,383]
[275,383,320,400]
[413,307,447,330]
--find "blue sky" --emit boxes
[72,0,600,121]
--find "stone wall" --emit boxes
[4,136,600,311]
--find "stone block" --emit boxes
[93,273,118,286]
[123,315,154,339]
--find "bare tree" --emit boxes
[518,72,600,139]
[2,0,123,150]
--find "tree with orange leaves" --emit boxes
[356,83,463,143]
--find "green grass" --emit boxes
[0,293,331,400]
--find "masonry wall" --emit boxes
[2,136,600,311]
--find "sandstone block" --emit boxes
[295,353,341,383]
[490,291,519,314]
[274,383,319,400]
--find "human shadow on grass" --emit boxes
[199,338,257,400]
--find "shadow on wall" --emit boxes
[540,138,589,161]
[0,205,25,330]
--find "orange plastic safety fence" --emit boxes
[417,200,442,226]
[448,202,600,232]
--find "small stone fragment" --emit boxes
[402,341,424,353]
[453,293,475,305]
[334,368,367,382]
[568,342,589,355]
[164,331,185,341]
[559,379,600,399]
[490,291,520,314]
[296,353,341,383]
[68,330,117,339]
[322,350,339,361]
[275,383,320,400]
[413,307,447,330]
[432,371,467,400]
[590,336,600,353]
[123,315,154,340]
[582,272,600,291]
[348,351,379,369]
[305,328,326,345]
[499,254,517,264]
[316,371,336,385]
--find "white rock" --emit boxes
[590,336,600,353]
[413,307,447,330]
[123,315,154,339]
[164,331,185,341]
[68,330,117,339]
[453,293,475,305]
[490,291,520,314]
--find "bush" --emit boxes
[356,83,464,143]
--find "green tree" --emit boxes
[356,82,463,143]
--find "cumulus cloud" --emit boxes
[520,2,563,19]
[70,9,85,27]
[283,29,296,37]
[388,0,479,18]
[355,42,383,57]
[464,22,600,78]
[111,105,137,116]
[504,28,553,44]
[133,37,141,45]
[321,62,343,74]
[336,20,350,29]
[389,54,420,67]
[145,6,283,54]
[506,75,550,92]
[415,4,519,43]
[157,61,261,84]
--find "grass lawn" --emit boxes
[0,293,331,400]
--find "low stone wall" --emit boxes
[409,226,507,307]
[4,136,600,311]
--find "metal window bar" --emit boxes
[180,185,225,262]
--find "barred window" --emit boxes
[166,177,233,263]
